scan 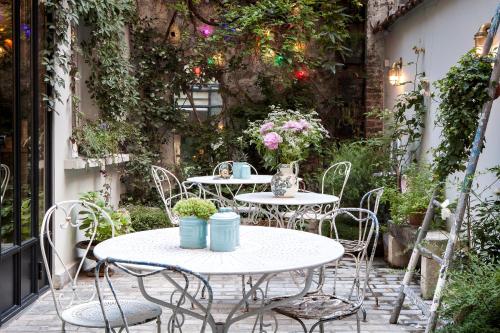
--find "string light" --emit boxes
[199,24,214,37]
[294,67,309,80]
[4,38,12,48]
[193,66,202,76]
[293,41,306,53]
[274,54,285,66]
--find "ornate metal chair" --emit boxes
[270,208,379,333]
[95,258,213,333]
[152,165,194,225]
[339,188,384,300]
[40,200,162,332]
[1,163,10,204]
[281,161,352,229]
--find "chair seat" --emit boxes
[339,239,367,253]
[61,300,161,328]
[271,293,357,320]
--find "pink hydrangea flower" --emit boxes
[282,120,303,131]
[263,132,282,150]
[259,122,275,135]
[298,119,311,131]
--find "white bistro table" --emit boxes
[185,175,273,211]
[94,226,344,333]
[235,191,340,229]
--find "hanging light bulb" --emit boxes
[293,41,306,53]
[193,66,202,76]
[294,67,309,80]
[199,24,214,37]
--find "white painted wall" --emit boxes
[51,35,125,284]
[383,0,500,203]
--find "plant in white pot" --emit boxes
[173,198,217,249]
[245,105,327,197]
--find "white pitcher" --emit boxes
[271,162,299,197]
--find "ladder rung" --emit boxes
[402,285,431,317]
[417,245,443,265]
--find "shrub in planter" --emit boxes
[383,164,439,227]
[128,205,172,232]
[173,198,217,249]
[437,258,500,333]
[77,191,133,259]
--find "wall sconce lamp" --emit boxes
[474,23,491,55]
[388,57,403,86]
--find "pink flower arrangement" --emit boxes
[282,119,311,132]
[263,132,282,150]
[259,122,275,135]
[245,106,327,167]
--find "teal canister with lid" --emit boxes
[209,207,240,252]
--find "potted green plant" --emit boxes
[384,165,437,227]
[173,198,217,249]
[76,191,133,260]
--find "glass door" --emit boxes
[0,0,50,325]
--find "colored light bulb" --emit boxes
[199,24,214,37]
[194,66,202,76]
[274,55,285,66]
[294,67,308,80]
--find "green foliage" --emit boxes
[173,198,217,221]
[72,120,133,159]
[470,193,500,264]
[303,138,390,207]
[438,258,500,333]
[383,164,438,224]
[128,205,172,232]
[434,51,494,180]
[78,191,133,242]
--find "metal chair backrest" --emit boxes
[319,208,379,304]
[212,161,259,177]
[357,187,384,243]
[152,165,189,225]
[321,161,351,205]
[95,258,214,333]
[1,163,10,204]
[39,200,115,321]
[212,161,259,199]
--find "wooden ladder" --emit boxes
[389,4,500,332]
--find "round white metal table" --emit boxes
[235,192,340,228]
[186,175,272,186]
[94,226,344,332]
[185,175,273,217]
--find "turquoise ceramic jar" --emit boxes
[209,208,240,252]
[232,162,245,179]
[179,216,207,249]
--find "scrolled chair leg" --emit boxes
[157,315,162,333]
[61,321,66,332]
[356,311,361,333]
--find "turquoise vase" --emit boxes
[232,162,245,179]
[179,216,207,249]
[209,208,240,252]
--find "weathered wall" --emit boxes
[136,0,368,141]
[365,0,396,136]
[380,0,500,202]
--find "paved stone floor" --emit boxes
[1,259,427,333]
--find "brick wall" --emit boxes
[365,0,395,136]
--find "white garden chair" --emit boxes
[272,208,379,333]
[40,200,162,332]
[281,161,352,229]
[96,258,213,333]
[152,165,197,226]
[1,163,10,204]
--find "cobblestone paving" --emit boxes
[1,259,427,333]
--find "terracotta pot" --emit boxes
[408,212,426,227]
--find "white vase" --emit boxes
[271,162,299,198]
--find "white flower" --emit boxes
[440,199,452,220]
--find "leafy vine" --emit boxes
[433,50,494,180]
